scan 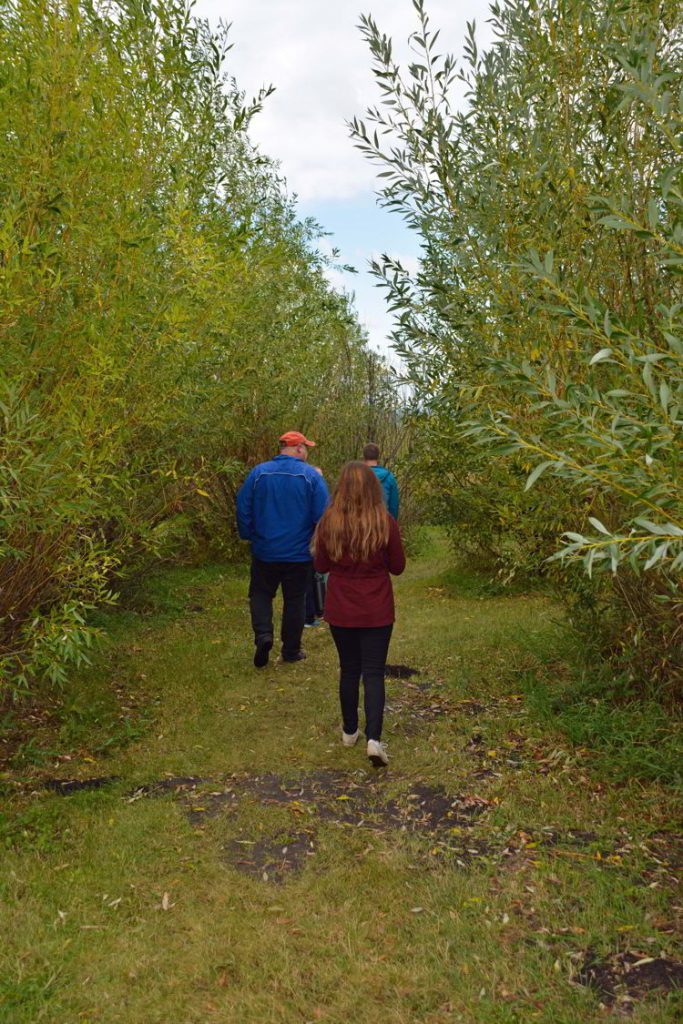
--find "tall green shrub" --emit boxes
[353,0,682,683]
[0,0,402,694]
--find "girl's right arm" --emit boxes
[313,535,332,574]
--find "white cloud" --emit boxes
[322,264,349,293]
[192,1,495,356]
[195,0,495,202]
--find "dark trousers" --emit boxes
[329,624,393,741]
[249,558,311,659]
[305,581,317,624]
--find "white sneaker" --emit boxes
[342,729,360,747]
[367,739,388,767]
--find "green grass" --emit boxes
[1,531,681,1023]
[522,676,682,786]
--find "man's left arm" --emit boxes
[311,473,330,526]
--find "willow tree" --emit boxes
[0,0,400,694]
[353,0,682,682]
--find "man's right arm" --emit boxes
[236,470,255,540]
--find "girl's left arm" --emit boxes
[387,517,406,575]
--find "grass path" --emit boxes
[1,533,681,1023]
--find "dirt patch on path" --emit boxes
[186,770,489,832]
[43,770,681,888]
[181,769,494,878]
[575,949,683,1011]
[223,830,318,883]
[45,776,120,795]
[385,664,420,678]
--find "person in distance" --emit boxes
[363,442,399,519]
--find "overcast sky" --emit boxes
[194,0,495,358]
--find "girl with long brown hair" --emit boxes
[313,461,405,766]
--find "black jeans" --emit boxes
[249,558,311,659]
[329,624,393,741]
[305,580,317,624]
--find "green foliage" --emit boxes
[353,0,682,684]
[0,0,404,694]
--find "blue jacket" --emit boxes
[236,454,329,562]
[371,465,399,519]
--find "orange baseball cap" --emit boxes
[279,430,316,447]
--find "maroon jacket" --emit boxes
[313,516,406,627]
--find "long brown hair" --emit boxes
[313,461,390,562]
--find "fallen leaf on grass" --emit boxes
[629,956,656,969]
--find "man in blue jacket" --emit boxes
[363,443,399,519]
[236,431,329,668]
